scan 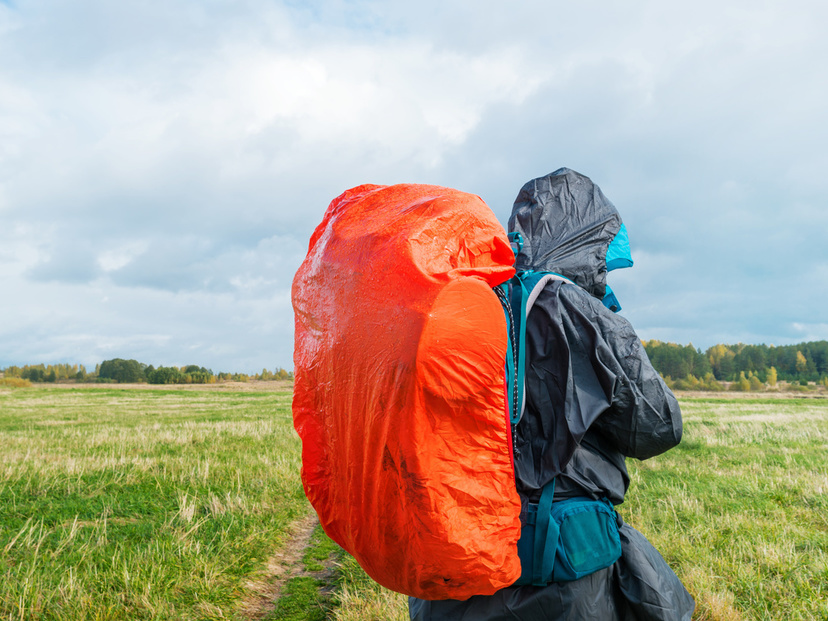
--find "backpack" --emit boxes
[292,184,622,600]
[292,183,523,600]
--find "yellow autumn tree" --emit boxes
[796,351,808,374]
[731,371,751,392]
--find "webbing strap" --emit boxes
[532,478,557,585]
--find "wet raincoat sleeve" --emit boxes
[587,293,683,461]
[515,282,683,494]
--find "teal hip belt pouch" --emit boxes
[515,479,622,585]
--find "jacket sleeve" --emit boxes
[586,297,683,460]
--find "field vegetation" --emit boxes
[0,385,825,620]
[625,396,828,620]
[0,385,305,619]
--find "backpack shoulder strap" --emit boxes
[509,270,574,423]
[522,272,574,314]
[501,232,575,424]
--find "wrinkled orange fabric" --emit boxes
[292,183,522,600]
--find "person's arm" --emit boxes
[588,301,683,460]
[521,282,683,488]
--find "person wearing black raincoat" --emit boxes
[409,168,695,620]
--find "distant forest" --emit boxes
[3,342,828,392]
[0,358,293,385]
[643,340,828,391]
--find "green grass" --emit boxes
[1,387,826,620]
[0,385,307,620]
[327,553,408,621]
[623,396,828,621]
[267,526,339,621]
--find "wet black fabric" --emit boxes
[410,169,694,620]
[515,282,683,499]
[510,167,622,300]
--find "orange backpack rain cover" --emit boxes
[292,184,522,600]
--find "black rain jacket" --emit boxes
[410,168,694,621]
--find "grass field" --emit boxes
[0,384,309,620]
[0,385,826,620]
[626,397,828,620]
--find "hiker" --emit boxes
[409,168,695,620]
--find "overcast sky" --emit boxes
[2,0,827,373]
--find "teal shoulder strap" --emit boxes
[506,270,574,424]
[502,232,575,424]
[533,478,559,585]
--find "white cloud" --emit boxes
[97,240,150,273]
[2,0,828,371]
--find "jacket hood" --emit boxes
[508,168,632,310]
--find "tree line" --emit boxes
[1,359,294,385]
[643,340,828,391]
[4,341,828,390]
